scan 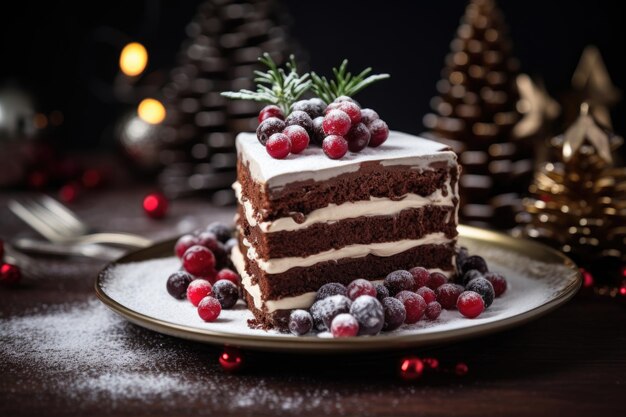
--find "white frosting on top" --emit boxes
[236,130,456,189]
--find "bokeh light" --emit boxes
[137,98,166,124]
[119,42,148,77]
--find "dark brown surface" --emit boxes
[1,187,625,417]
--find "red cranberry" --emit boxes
[409,267,430,290]
[333,95,357,104]
[324,102,342,114]
[466,277,495,308]
[395,291,426,324]
[360,108,379,125]
[283,125,310,154]
[258,105,284,123]
[315,282,348,302]
[416,287,436,304]
[289,309,313,336]
[382,297,406,331]
[0,263,21,286]
[347,278,376,300]
[216,268,240,286]
[345,123,371,152]
[374,283,390,302]
[462,269,484,286]
[256,117,286,145]
[196,231,219,251]
[212,279,239,309]
[349,295,384,335]
[175,234,198,258]
[331,313,359,337]
[384,270,415,295]
[460,255,489,275]
[266,133,292,159]
[310,295,352,331]
[435,283,464,309]
[311,116,326,145]
[292,100,324,119]
[338,101,362,125]
[368,119,389,147]
[197,296,221,322]
[425,301,442,320]
[166,271,194,299]
[322,135,348,159]
[323,109,351,136]
[186,279,213,307]
[285,110,313,132]
[182,245,216,277]
[427,272,448,290]
[457,291,485,318]
[485,272,507,297]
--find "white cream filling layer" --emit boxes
[243,232,453,274]
[233,182,456,233]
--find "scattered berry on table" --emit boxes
[315,282,348,302]
[166,271,194,299]
[460,255,489,275]
[382,297,406,331]
[311,116,326,145]
[216,268,240,286]
[462,269,484,286]
[427,272,448,290]
[416,287,436,304]
[197,296,221,322]
[425,301,442,320]
[395,291,427,324]
[435,283,464,310]
[457,291,485,318]
[256,117,286,145]
[322,135,348,159]
[338,101,362,125]
[409,267,430,290]
[182,245,216,277]
[331,313,360,337]
[360,108,379,125]
[323,109,352,136]
[384,270,415,296]
[212,279,239,309]
[347,278,377,300]
[266,133,292,159]
[349,295,385,335]
[258,105,284,123]
[283,125,310,154]
[174,234,198,258]
[367,119,389,147]
[289,309,313,336]
[310,294,352,331]
[0,263,21,286]
[374,283,390,302]
[485,272,507,297]
[465,277,495,308]
[285,110,313,133]
[456,246,469,273]
[345,123,371,152]
[186,279,213,307]
[204,222,233,243]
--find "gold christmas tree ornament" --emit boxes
[513,74,560,139]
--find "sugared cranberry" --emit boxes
[196,231,220,253]
[347,278,376,301]
[368,119,389,147]
[416,287,436,304]
[308,98,327,117]
[166,271,194,299]
[460,255,489,275]
[182,245,216,277]
[197,296,221,322]
[256,117,285,145]
[323,110,351,136]
[374,283,390,302]
[324,102,342,114]
[285,110,313,133]
[338,101,362,125]
[204,222,232,243]
[395,291,426,324]
[292,100,324,119]
[289,309,313,336]
[315,282,348,301]
[485,272,507,297]
[435,283,463,310]
[174,234,198,258]
[212,279,239,309]
[409,266,430,290]
[216,268,240,286]
[345,123,371,152]
[427,272,448,290]
[258,105,284,123]
[331,313,359,337]
[186,279,213,307]
[349,295,384,335]
[457,291,485,318]
[311,116,326,145]
[333,95,356,104]
[0,263,21,286]
[224,238,237,254]
[456,246,469,273]
[322,135,348,159]
[310,294,352,331]
[384,270,415,296]
[266,133,292,159]
[425,301,442,320]
[465,277,495,308]
[382,297,406,331]
[462,269,484,286]
[360,108,379,125]
[283,125,310,154]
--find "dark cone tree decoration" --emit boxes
[156,0,305,202]
[515,103,626,283]
[424,0,558,229]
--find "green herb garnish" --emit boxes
[310,60,390,104]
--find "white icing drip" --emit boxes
[234,181,457,233]
[244,232,454,274]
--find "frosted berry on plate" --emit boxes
[289,309,313,336]
[485,272,507,297]
[174,234,198,258]
[322,135,348,159]
[465,277,495,308]
[282,125,310,154]
[456,246,469,272]
[216,268,240,286]
[367,119,389,147]
[187,279,213,307]
[212,279,239,309]
[395,291,426,324]
[166,271,194,299]
[382,297,406,331]
[258,104,284,123]
[323,109,351,136]
[204,222,233,243]
[457,291,485,318]
[346,278,377,300]
[256,117,286,146]
[462,269,483,286]
[374,283,390,302]
[425,301,442,320]
[349,295,384,335]
[310,294,352,331]
[384,270,415,296]
[315,282,348,301]
[409,266,430,290]
[266,133,292,159]
[416,287,436,304]
[345,123,371,152]
[427,272,448,290]
[197,296,221,322]
[182,245,216,277]
[331,313,359,338]
[435,283,463,310]
[460,255,489,275]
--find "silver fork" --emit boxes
[8,195,153,248]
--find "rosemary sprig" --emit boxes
[310,60,390,104]
[221,53,311,115]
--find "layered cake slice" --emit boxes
[232,131,460,330]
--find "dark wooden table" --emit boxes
[1,187,624,417]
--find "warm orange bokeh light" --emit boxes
[137,98,166,125]
[119,42,148,77]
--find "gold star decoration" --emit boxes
[562,103,613,163]
[513,74,560,138]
